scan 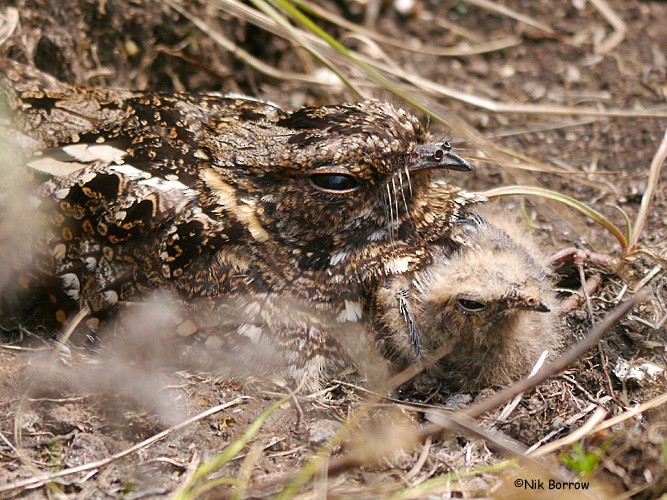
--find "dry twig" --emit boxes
[0,398,246,494]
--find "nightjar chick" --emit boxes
[371,208,562,390]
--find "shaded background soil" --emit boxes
[0,0,665,497]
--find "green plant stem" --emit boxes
[175,395,289,500]
[252,0,363,96]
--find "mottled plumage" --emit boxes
[371,209,562,390]
[0,60,483,387]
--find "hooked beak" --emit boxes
[410,144,473,173]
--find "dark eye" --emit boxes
[310,173,360,193]
[457,298,487,313]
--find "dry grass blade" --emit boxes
[404,70,667,118]
[629,126,667,252]
[253,0,363,96]
[465,0,554,34]
[530,407,608,458]
[306,34,667,120]
[589,0,627,54]
[293,0,521,56]
[233,442,264,500]
[497,351,550,421]
[489,117,600,139]
[166,0,340,86]
[268,0,412,103]
[54,305,90,353]
[402,436,431,483]
[589,392,667,435]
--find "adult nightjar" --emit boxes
[0,60,485,386]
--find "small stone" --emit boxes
[64,433,110,468]
[308,419,341,446]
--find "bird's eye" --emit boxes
[310,173,360,193]
[456,298,487,313]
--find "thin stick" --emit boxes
[529,407,607,458]
[412,295,641,439]
[589,0,627,54]
[250,295,641,493]
[559,275,603,315]
[0,398,246,494]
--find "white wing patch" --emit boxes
[60,273,80,300]
[28,157,88,177]
[109,163,151,179]
[107,164,195,196]
[336,300,363,322]
[62,143,127,163]
[29,142,129,176]
[330,250,349,266]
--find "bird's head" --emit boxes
[419,221,553,349]
[203,100,474,271]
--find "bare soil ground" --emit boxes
[0,0,666,498]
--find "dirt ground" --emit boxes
[0,0,666,498]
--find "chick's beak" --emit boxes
[514,295,551,313]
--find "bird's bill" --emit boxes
[409,145,473,173]
[513,295,551,313]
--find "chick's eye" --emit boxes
[310,173,360,193]
[457,298,487,313]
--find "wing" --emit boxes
[0,58,135,145]
[2,65,284,318]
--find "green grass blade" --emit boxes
[612,205,633,246]
[252,0,363,96]
[479,185,629,251]
[270,0,444,115]
[176,395,289,500]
